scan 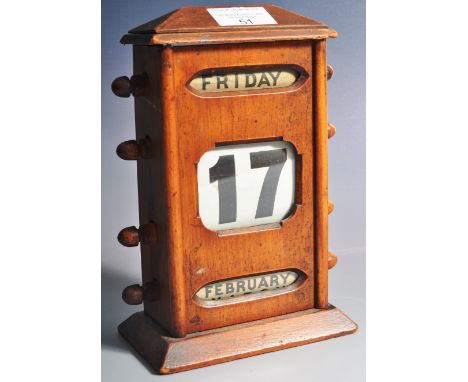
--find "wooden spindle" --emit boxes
[111,74,148,98]
[117,226,139,247]
[116,140,140,160]
[117,223,158,247]
[139,223,158,246]
[122,284,143,305]
[327,123,336,139]
[111,76,132,97]
[328,200,334,214]
[327,65,334,80]
[116,137,151,160]
[143,281,160,302]
[328,252,337,269]
[122,281,160,305]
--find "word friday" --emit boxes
[189,69,298,93]
[196,271,298,300]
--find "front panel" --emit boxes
[171,41,315,333]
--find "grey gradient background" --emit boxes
[102,0,365,380]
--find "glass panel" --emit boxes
[197,141,296,231]
[189,68,299,93]
[196,270,299,301]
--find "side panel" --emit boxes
[133,46,179,335]
[312,40,329,308]
[160,47,188,336]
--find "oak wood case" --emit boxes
[112,4,356,373]
[134,41,321,337]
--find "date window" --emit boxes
[197,141,296,231]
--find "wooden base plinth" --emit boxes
[118,305,358,374]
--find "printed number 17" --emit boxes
[209,149,287,224]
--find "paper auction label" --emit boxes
[207,7,278,26]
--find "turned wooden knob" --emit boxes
[328,252,338,269]
[118,226,139,247]
[116,137,151,160]
[118,223,158,247]
[111,74,147,98]
[122,282,160,305]
[122,284,143,305]
[328,200,334,214]
[327,123,336,139]
[116,140,140,160]
[111,76,132,97]
[327,65,334,80]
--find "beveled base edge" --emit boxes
[118,305,358,375]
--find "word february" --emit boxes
[189,69,298,93]
[196,270,299,300]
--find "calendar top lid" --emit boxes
[120,5,337,46]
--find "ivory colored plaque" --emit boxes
[197,141,296,231]
[189,69,298,93]
[196,270,299,300]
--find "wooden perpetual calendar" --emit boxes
[111,5,357,374]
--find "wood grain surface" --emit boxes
[313,40,329,309]
[120,37,335,337]
[121,5,337,46]
[162,41,313,336]
[118,306,357,374]
[113,4,350,371]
